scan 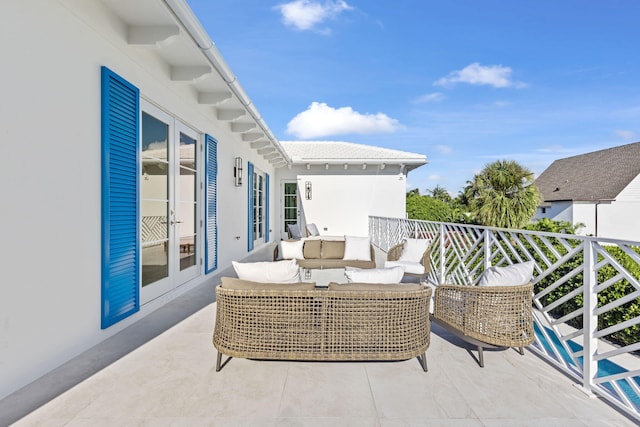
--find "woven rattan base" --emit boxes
[213,285,432,371]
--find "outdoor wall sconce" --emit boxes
[234,157,243,186]
[305,181,312,200]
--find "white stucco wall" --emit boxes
[0,0,277,399]
[276,165,407,238]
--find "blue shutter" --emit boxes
[247,161,254,251]
[101,66,140,329]
[205,134,218,273]
[265,173,270,243]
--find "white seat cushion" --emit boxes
[345,266,405,284]
[385,260,425,275]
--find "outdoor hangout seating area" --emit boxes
[3,242,635,426]
[222,235,534,370]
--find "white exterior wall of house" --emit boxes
[535,201,573,223]
[276,165,407,237]
[596,201,640,241]
[535,172,640,240]
[535,201,597,236]
[571,202,597,236]
[595,175,640,241]
[0,0,279,399]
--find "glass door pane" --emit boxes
[177,131,197,272]
[141,112,170,288]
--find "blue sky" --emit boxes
[187,0,640,195]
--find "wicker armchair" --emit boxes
[386,243,432,281]
[432,283,534,367]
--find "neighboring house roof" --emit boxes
[535,141,640,202]
[280,141,428,172]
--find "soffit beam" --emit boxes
[170,65,211,81]
[242,132,264,142]
[217,108,246,121]
[250,140,270,149]
[127,25,180,45]
[230,122,256,132]
[198,91,232,105]
[258,146,276,155]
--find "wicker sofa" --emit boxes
[432,282,534,367]
[273,238,376,269]
[213,277,432,371]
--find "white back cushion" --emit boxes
[345,266,406,284]
[478,261,534,286]
[232,259,301,283]
[398,238,429,262]
[343,235,371,261]
[307,223,320,236]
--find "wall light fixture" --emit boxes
[234,157,243,186]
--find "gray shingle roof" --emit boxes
[535,141,640,202]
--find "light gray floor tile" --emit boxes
[278,363,377,418]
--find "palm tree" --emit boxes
[426,185,452,203]
[464,160,540,229]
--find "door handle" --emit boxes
[170,220,184,225]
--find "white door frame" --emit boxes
[140,100,201,304]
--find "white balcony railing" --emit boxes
[370,216,640,422]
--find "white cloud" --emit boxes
[286,102,400,138]
[434,63,527,88]
[427,174,442,181]
[274,0,353,32]
[614,129,637,140]
[414,92,445,104]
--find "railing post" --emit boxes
[483,229,491,271]
[581,240,598,395]
[439,224,445,284]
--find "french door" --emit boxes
[140,101,200,304]
[281,181,299,240]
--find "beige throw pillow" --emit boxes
[322,240,345,259]
[303,239,322,259]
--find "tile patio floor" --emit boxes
[1,249,637,426]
